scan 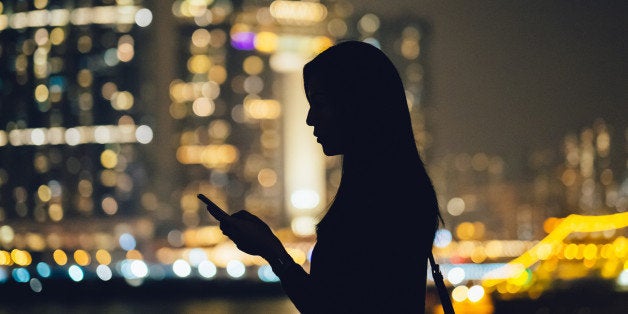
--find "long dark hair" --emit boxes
[304,41,441,241]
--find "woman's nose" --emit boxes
[306,109,314,126]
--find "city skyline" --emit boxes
[351,0,628,159]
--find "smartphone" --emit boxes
[197,194,230,222]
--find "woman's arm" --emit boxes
[218,210,320,313]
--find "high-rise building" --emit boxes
[0,0,157,277]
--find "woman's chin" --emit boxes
[321,145,343,156]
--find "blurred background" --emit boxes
[0,0,627,313]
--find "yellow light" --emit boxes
[451,285,468,302]
[111,91,134,110]
[34,0,48,9]
[47,203,63,221]
[50,27,65,45]
[0,250,12,265]
[117,42,134,62]
[11,249,32,266]
[311,36,334,55]
[456,222,475,240]
[243,55,264,75]
[244,99,281,119]
[287,248,306,265]
[77,69,93,87]
[583,243,597,260]
[601,259,619,279]
[192,97,215,117]
[180,193,200,212]
[100,149,118,169]
[101,196,118,215]
[483,212,628,287]
[269,0,327,25]
[208,65,227,84]
[258,168,277,187]
[614,237,627,258]
[564,243,578,260]
[254,31,278,54]
[35,84,49,102]
[38,184,52,202]
[176,145,239,168]
[187,55,211,74]
[74,249,91,266]
[192,28,211,47]
[126,249,143,260]
[96,249,112,265]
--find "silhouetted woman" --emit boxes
[218,41,441,313]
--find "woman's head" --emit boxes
[303,41,415,157]
[305,41,442,236]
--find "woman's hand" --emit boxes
[220,210,285,260]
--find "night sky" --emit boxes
[354,0,628,160]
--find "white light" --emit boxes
[447,267,465,285]
[188,248,207,267]
[118,233,136,251]
[31,128,46,145]
[467,285,485,302]
[50,9,70,26]
[198,260,217,279]
[290,189,320,210]
[96,264,113,281]
[94,126,111,143]
[291,216,317,237]
[135,8,152,27]
[618,269,628,287]
[130,260,149,278]
[29,278,43,293]
[68,265,84,282]
[269,52,305,72]
[173,259,192,278]
[226,260,246,278]
[65,128,81,146]
[135,125,153,144]
[447,197,465,216]
[434,229,453,248]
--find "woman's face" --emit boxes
[305,76,345,156]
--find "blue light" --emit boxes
[119,233,137,251]
[363,38,381,49]
[12,268,30,283]
[257,265,279,283]
[0,267,8,283]
[36,262,52,278]
[49,75,66,90]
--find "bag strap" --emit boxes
[429,252,456,314]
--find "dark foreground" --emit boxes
[1,279,627,314]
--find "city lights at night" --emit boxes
[0,0,627,313]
